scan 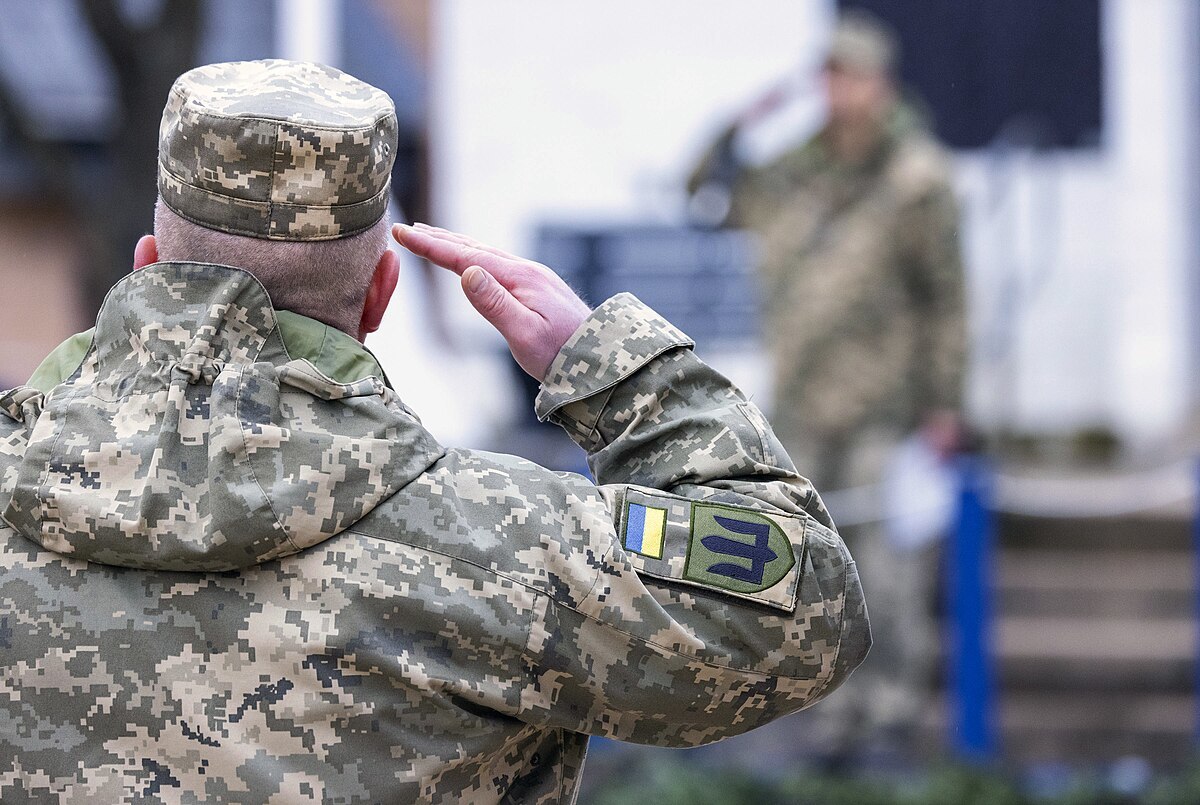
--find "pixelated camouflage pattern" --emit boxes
[690,107,966,487]
[159,60,397,241]
[0,273,868,803]
[3,263,442,570]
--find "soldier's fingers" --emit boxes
[411,223,523,261]
[404,226,571,300]
[461,266,532,332]
[394,224,518,279]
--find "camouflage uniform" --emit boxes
[0,60,869,803]
[692,106,966,486]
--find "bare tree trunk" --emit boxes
[77,0,201,316]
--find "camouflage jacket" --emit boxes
[691,108,966,465]
[0,263,869,804]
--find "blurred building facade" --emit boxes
[436,0,1200,452]
[3,0,1196,450]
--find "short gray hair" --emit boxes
[153,199,390,336]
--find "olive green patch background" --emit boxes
[684,503,796,595]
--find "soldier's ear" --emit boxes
[358,248,399,342]
[132,235,158,270]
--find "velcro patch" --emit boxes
[619,488,804,613]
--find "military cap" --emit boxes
[826,9,899,74]
[158,59,397,241]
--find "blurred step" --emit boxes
[996,549,1193,617]
[1001,692,1192,734]
[996,656,1192,693]
[1003,691,1195,766]
[998,513,1190,552]
[919,693,1196,765]
[996,615,1194,663]
[996,550,1192,593]
[1002,728,1195,767]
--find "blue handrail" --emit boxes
[948,456,997,760]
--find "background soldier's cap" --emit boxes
[158,59,398,241]
[825,9,899,74]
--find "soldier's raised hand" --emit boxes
[393,223,591,381]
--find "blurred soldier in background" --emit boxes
[0,59,868,802]
[689,10,967,764]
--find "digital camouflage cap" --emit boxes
[158,59,398,241]
[826,9,899,74]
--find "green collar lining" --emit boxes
[28,310,387,394]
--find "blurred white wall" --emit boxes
[430,0,831,411]
[432,0,1199,449]
[433,0,830,247]
[961,0,1199,446]
[1108,0,1198,445]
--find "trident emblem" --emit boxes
[701,516,779,584]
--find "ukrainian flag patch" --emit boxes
[617,487,805,613]
[623,501,667,559]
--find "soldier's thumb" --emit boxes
[462,266,520,333]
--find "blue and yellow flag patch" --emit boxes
[620,488,805,613]
[623,502,666,559]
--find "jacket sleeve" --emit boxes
[510,293,870,747]
[896,173,967,415]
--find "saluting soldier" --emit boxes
[0,59,868,803]
[690,10,967,763]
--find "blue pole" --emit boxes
[948,456,997,760]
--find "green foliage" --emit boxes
[579,759,1200,805]
[917,765,1031,805]
[1143,763,1200,805]
[581,761,1029,805]
[580,762,777,805]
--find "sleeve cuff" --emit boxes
[534,293,694,439]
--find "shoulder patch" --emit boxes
[684,503,796,594]
[620,488,804,613]
[623,501,667,559]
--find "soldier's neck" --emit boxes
[825,118,886,166]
